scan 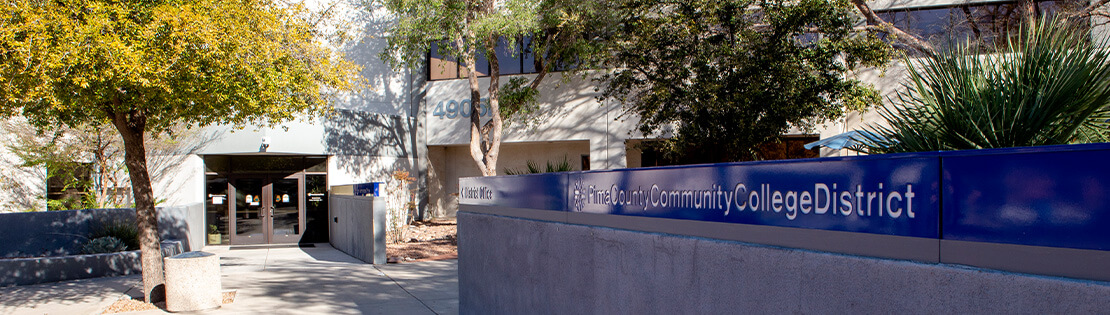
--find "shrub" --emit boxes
[90,220,140,251]
[865,17,1110,153]
[82,236,128,254]
[504,155,573,175]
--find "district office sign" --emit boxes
[459,174,568,211]
[568,155,940,238]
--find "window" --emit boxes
[755,136,820,161]
[429,42,460,80]
[427,35,550,81]
[46,162,93,211]
[495,37,523,75]
[205,176,229,244]
[302,174,329,243]
[874,1,1077,52]
[521,36,537,73]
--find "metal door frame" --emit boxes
[227,173,305,244]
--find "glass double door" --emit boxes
[230,174,304,245]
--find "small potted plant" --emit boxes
[207,224,221,244]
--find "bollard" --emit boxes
[163,251,222,312]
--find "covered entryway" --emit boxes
[204,155,329,245]
[229,174,303,245]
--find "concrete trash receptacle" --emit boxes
[164,251,222,312]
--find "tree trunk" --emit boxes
[110,108,164,303]
[461,36,498,176]
[484,37,503,177]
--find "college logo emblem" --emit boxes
[572,177,584,212]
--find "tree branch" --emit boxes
[849,0,935,54]
[1074,0,1110,18]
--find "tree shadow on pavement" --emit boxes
[0,274,140,314]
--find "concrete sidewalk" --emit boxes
[0,244,458,315]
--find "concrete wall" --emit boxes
[459,212,1110,314]
[0,208,134,258]
[0,204,205,258]
[328,195,386,264]
[158,204,205,252]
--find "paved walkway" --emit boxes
[0,244,458,315]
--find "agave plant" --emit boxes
[82,236,129,254]
[504,156,574,175]
[865,17,1110,153]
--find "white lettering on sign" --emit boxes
[571,181,917,221]
[459,186,494,201]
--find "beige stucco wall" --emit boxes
[427,140,590,217]
[425,72,641,170]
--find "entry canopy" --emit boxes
[804,130,886,151]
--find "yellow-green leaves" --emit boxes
[0,0,361,133]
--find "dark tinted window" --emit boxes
[429,42,460,80]
[205,176,229,245]
[46,162,93,211]
[230,156,303,173]
[302,174,329,243]
[875,1,1072,52]
[203,155,229,173]
[306,156,327,173]
[496,38,523,75]
[522,36,537,73]
[462,50,490,77]
[428,36,548,80]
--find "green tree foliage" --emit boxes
[602,0,891,163]
[2,118,207,211]
[864,18,1110,153]
[381,0,610,176]
[2,119,95,210]
[0,0,359,301]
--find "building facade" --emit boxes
[1,0,1104,246]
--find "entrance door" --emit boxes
[230,174,304,244]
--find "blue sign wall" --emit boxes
[567,156,939,238]
[459,143,1110,249]
[459,174,567,211]
[942,145,1110,251]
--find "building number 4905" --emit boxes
[432,98,491,119]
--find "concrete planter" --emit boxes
[164,251,222,312]
[0,250,141,287]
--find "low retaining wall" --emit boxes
[0,251,141,287]
[458,143,1110,313]
[0,204,203,286]
[0,204,204,258]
